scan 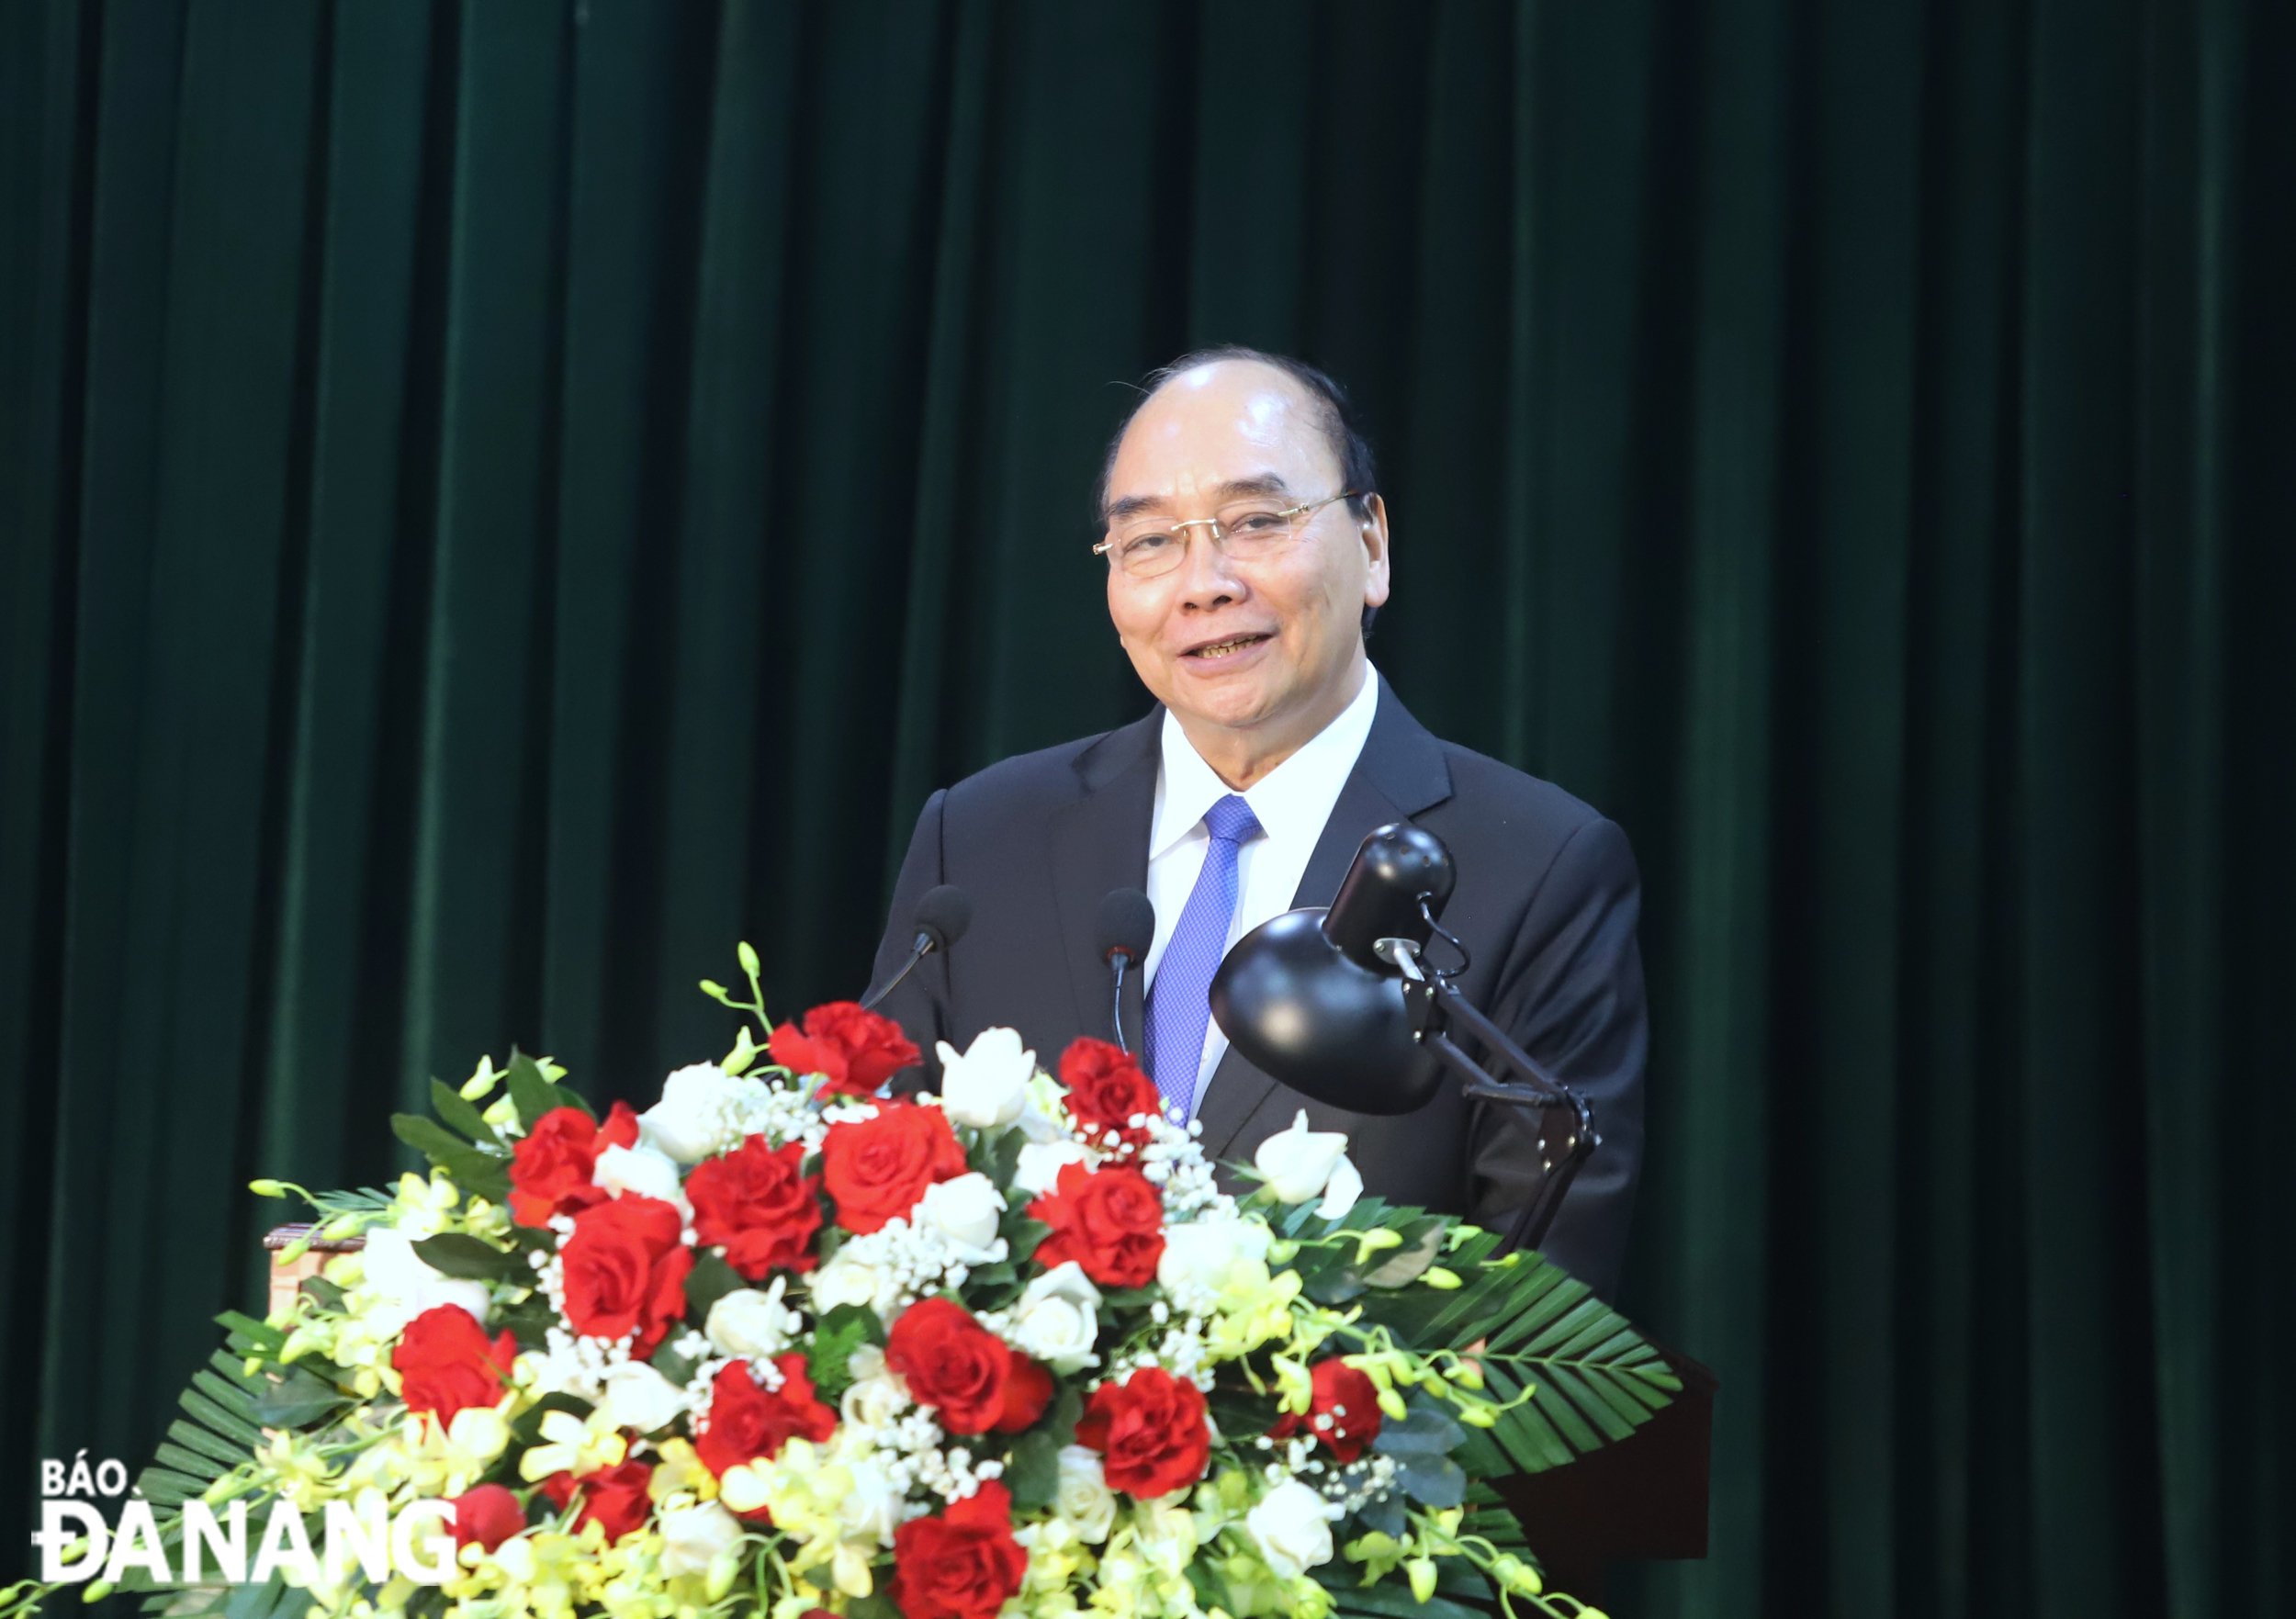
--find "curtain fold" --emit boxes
[3,3,2288,1614]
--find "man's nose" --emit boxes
[1173,526,1245,606]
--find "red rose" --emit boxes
[1268,1357,1383,1462]
[540,1457,655,1543]
[997,1354,1053,1433]
[886,1299,1048,1436]
[445,1483,526,1551]
[392,1305,515,1423]
[1058,1039,1162,1150]
[557,1194,693,1356]
[889,1480,1027,1619]
[508,1102,639,1227]
[1026,1162,1165,1288]
[820,1100,967,1234]
[1074,1366,1211,1498]
[693,1355,838,1514]
[686,1135,823,1278]
[770,1002,921,1097]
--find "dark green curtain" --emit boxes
[3,1,2289,1614]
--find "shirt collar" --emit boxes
[1149,662,1382,860]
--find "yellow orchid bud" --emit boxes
[1421,1266,1463,1289]
[1377,1387,1408,1422]
[1449,1358,1484,1391]
[1456,1402,1498,1428]
[1406,1558,1436,1602]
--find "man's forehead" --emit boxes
[1107,363,1333,509]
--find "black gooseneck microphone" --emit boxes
[1096,888,1155,1052]
[861,884,973,1011]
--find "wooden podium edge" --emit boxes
[264,1222,366,1321]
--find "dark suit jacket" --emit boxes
[862,676,1647,1299]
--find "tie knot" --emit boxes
[1204,794,1263,847]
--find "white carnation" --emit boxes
[640,1063,758,1164]
[357,1226,491,1332]
[593,1141,687,1206]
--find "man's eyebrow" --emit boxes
[1102,473,1296,525]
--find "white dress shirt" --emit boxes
[1142,661,1381,1111]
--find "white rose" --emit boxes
[836,1456,905,1547]
[1013,1138,1089,1197]
[1254,1111,1358,1207]
[593,1141,687,1206]
[358,1227,491,1330]
[918,1173,1007,1260]
[1010,1263,1103,1373]
[840,1371,910,1433]
[1156,1217,1271,1305]
[598,1361,686,1433]
[1054,1446,1117,1543]
[935,1028,1034,1128]
[707,1280,803,1359]
[811,1251,887,1315]
[640,1063,754,1164]
[1246,1479,1337,1580]
[658,1501,742,1577]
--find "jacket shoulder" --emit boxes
[1432,739,1613,841]
[935,730,1107,821]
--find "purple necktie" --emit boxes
[1145,794,1264,1122]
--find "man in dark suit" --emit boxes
[864,348,1646,1299]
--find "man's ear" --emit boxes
[1359,494,1392,609]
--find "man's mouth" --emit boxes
[1181,632,1274,660]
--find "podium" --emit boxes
[1493,1345,1716,1600]
[262,1226,1712,1594]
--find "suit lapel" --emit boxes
[1195,676,1455,1158]
[1046,710,1162,1049]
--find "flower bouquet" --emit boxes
[21,948,1678,1619]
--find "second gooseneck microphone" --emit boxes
[1097,888,1155,1053]
[861,884,973,1012]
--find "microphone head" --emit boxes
[1097,888,1155,963]
[914,885,973,952]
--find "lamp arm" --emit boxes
[1377,937,1599,1254]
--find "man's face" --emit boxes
[1101,361,1390,748]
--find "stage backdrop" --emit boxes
[3,2,2290,1615]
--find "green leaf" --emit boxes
[412,1232,527,1281]
[504,1051,566,1130]
[430,1077,495,1142]
[807,1303,884,1405]
[250,1367,350,1430]
[682,1251,747,1323]
[1370,1397,1466,1457]
[1394,1453,1467,1508]
[1004,1426,1061,1512]
[651,1346,698,1391]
